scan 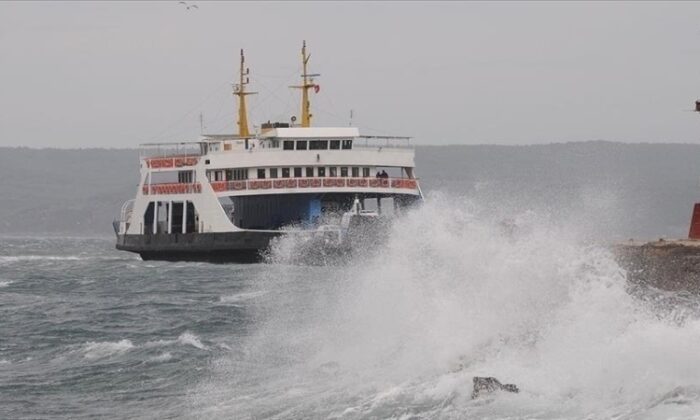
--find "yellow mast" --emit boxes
[233,49,256,137]
[290,41,320,127]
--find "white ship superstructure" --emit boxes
[115,43,422,261]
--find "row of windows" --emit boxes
[282,139,353,151]
[257,166,371,179]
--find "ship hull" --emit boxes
[116,231,282,263]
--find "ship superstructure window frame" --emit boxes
[270,168,278,178]
[296,141,307,150]
[351,167,359,177]
[229,169,248,181]
[283,141,294,150]
[330,140,340,150]
[309,140,328,150]
[257,169,266,179]
[282,168,290,178]
[294,167,302,177]
[340,167,348,177]
[329,167,337,177]
[318,167,326,177]
[305,167,314,177]
[363,167,370,177]
[342,139,353,150]
[178,170,194,184]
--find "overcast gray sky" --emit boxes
[1,1,700,148]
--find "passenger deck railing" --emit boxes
[210,177,418,193]
[144,156,200,169]
[140,178,418,196]
[142,182,202,195]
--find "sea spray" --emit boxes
[192,196,700,419]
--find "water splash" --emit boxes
[192,195,700,419]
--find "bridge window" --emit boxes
[296,141,307,150]
[318,167,326,177]
[352,167,359,177]
[283,141,294,150]
[340,167,348,177]
[330,140,340,150]
[257,169,266,179]
[270,168,278,178]
[329,167,337,177]
[309,140,328,150]
[282,168,290,178]
[306,167,314,177]
[342,140,353,150]
[294,167,302,177]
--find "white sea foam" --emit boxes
[150,352,173,362]
[192,196,700,419]
[0,255,84,264]
[0,280,12,287]
[178,332,207,350]
[219,291,268,304]
[83,339,134,360]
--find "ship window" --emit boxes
[352,167,359,177]
[309,140,328,150]
[257,169,266,179]
[330,140,340,150]
[283,141,294,150]
[318,167,326,177]
[306,167,314,177]
[270,168,278,178]
[340,167,348,177]
[225,170,233,180]
[296,141,307,150]
[232,169,248,180]
[215,171,222,181]
[282,168,290,178]
[178,171,193,183]
[363,167,370,177]
[294,167,302,177]
[329,167,337,177]
[342,140,353,150]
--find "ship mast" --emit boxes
[233,49,256,137]
[291,41,320,127]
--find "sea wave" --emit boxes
[192,195,700,419]
[218,291,268,304]
[178,332,208,350]
[83,339,134,360]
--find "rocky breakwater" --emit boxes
[613,239,700,293]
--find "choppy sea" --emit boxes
[2,197,700,419]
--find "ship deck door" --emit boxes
[309,198,322,225]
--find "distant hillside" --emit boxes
[1,142,698,239]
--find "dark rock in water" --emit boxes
[471,376,519,399]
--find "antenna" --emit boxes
[234,49,257,137]
[349,109,354,126]
[289,40,320,127]
[199,112,205,134]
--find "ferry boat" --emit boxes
[114,42,423,262]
